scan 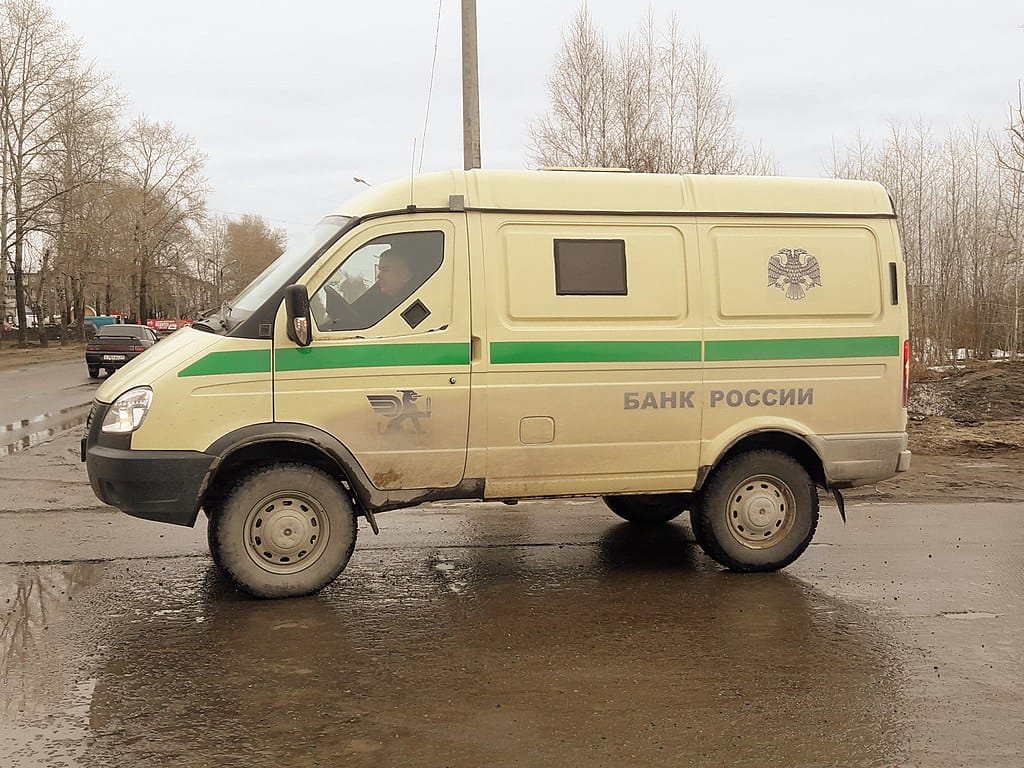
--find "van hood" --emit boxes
[95,327,223,404]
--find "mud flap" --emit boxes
[362,507,380,535]
[346,488,380,535]
[831,488,847,524]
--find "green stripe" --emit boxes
[178,336,898,376]
[178,350,271,377]
[490,341,702,364]
[275,342,470,372]
[704,336,900,362]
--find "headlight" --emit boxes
[101,387,153,434]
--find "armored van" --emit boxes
[83,169,911,597]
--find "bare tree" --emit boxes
[0,4,291,340]
[528,4,611,168]
[0,0,81,346]
[223,213,286,297]
[529,5,774,176]
[832,115,1024,364]
[119,116,207,322]
[681,35,741,174]
[1000,83,1024,175]
[45,67,122,343]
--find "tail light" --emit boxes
[86,345,97,352]
[130,345,145,352]
[902,339,911,408]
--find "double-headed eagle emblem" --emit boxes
[767,248,822,301]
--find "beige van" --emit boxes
[83,169,911,598]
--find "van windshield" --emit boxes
[231,215,351,313]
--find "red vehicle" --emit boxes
[85,324,160,378]
[147,318,191,334]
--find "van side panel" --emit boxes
[697,217,908,485]
[476,214,704,498]
[129,336,273,452]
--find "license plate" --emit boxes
[102,354,126,361]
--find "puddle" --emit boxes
[1,404,84,432]
[1,406,90,458]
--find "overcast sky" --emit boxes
[48,1,1023,245]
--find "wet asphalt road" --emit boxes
[0,361,99,458]
[1,432,1022,768]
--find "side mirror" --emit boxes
[284,284,312,347]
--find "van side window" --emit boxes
[312,231,444,331]
[554,239,628,296]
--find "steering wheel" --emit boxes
[323,284,362,330]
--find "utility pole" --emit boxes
[461,0,481,170]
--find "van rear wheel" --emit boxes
[602,493,689,524]
[207,463,358,598]
[693,450,818,571]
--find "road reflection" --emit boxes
[1,563,104,720]
[0,404,90,458]
[23,521,906,768]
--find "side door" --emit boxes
[274,217,471,491]
[479,217,704,499]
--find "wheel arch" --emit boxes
[202,423,383,515]
[696,429,826,492]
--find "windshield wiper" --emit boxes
[193,306,223,334]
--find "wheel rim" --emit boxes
[724,474,796,550]
[243,490,330,574]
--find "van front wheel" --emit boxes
[208,463,358,598]
[602,494,689,524]
[693,450,818,572]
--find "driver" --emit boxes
[349,247,416,326]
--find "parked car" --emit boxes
[85,324,159,378]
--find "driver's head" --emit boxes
[376,248,413,297]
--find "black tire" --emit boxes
[207,463,358,598]
[88,367,99,379]
[692,449,818,572]
[602,493,689,525]
[204,499,225,570]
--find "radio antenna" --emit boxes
[409,138,417,210]
[419,0,443,172]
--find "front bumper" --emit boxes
[82,402,214,527]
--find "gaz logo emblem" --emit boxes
[367,390,432,433]
[768,248,822,300]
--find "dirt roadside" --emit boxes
[860,359,1024,504]
[0,341,85,370]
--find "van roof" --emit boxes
[335,169,895,219]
